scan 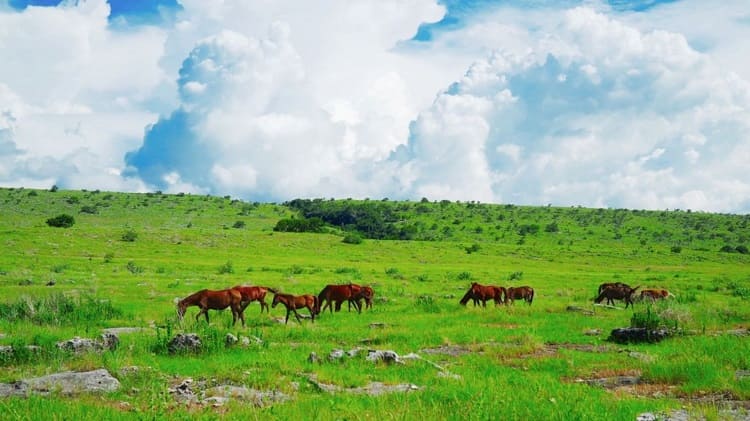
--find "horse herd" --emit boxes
[176,284,374,325]
[176,280,674,326]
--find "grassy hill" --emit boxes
[0,187,749,419]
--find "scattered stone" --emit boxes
[57,333,118,353]
[305,375,418,396]
[366,350,402,364]
[307,352,321,364]
[443,294,456,299]
[584,329,601,336]
[636,413,658,421]
[608,328,670,344]
[45,280,56,286]
[225,333,238,346]
[203,385,290,407]
[582,375,641,388]
[0,369,120,397]
[369,322,387,329]
[736,370,750,381]
[567,306,595,316]
[168,333,202,354]
[101,327,149,336]
[169,378,197,402]
[328,349,345,361]
[420,345,471,356]
[627,351,655,362]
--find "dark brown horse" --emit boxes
[232,285,278,314]
[176,288,244,326]
[595,285,639,308]
[460,282,505,307]
[506,286,534,305]
[271,293,318,324]
[317,284,362,314]
[348,285,374,311]
[598,282,631,295]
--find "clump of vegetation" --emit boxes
[509,271,524,281]
[0,293,121,325]
[126,261,144,274]
[385,267,404,279]
[121,229,138,242]
[80,205,98,214]
[465,243,481,254]
[630,306,661,330]
[342,233,363,244]
[46,214,75,228]
[273,217,324,233]
[218,261,234,274]
[232,220,246,229]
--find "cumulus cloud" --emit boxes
[0,0,165,191]
[397,7,750,212]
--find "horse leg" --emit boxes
[284,308,291,325]
[294,308,302,324]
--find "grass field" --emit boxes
[1,187,749,420]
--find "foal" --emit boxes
[232,285,277,314]
[176,288,245,326]
[272,293,318,324]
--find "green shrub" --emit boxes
[80,205,98,214]
[46,214,75,228]
[342,233,363,244]
[670,245,682,253]
[736,245,749,254]
[218,261,234,274]
[126,261,144,274]
[631,306,661,330]
[121,230,138,242]
[232,220,246,229]
[465,243,481,254]
[509,271,524,281]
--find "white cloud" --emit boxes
[396,7,750,212]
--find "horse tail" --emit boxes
[313,296,320,315]
[266,287,279,294]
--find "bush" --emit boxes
[126,261,144,274]
[121,230,138,242]
[720,245,735,253]
[46,214,75,228]
[342,233,363,244]
[736,245,749,254]
[670,245,682,254]
[232,220,246,229]
[465,243,481,254]
[631,306,661,330]
[80,205,98,214]
[509,271,524,281]
[218,261,234,274]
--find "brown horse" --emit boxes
[595,285,639,308]
[176,288,244,326]
[639,288,674,302]
[232,285,278,314]
[598,282,631,295]
[348,285,374,312]
[317,284,362,314]
[460,282,505,307]
[271,293,318,324]
[506,286,534,305]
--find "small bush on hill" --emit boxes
[46,214,75,228]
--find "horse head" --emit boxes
[271,294,281,308]
[176,299,186,320]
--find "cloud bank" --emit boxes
[2,0,750,212]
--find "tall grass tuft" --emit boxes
[0,293,121,325]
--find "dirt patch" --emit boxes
[420,345,473,357]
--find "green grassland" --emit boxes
[1,187,749,420]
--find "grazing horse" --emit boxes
[639,288,674,302]
[271,293,318,324]
[598,282,631,295]
[594,285,639,308]
[232,285,278,314]
[176,288,244,326]
[460,282,505,307]
[317,284,362,314]
[506,286,534,305]
[348,285,374,312]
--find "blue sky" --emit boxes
[1,0,749,212]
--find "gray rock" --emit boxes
[56,334,118,353]
[328,349,345,360]
[608,327,670,344]
[225,333,238,346]
[168,333,202,354]
[0,369,120,397]
[366,350,402,364]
